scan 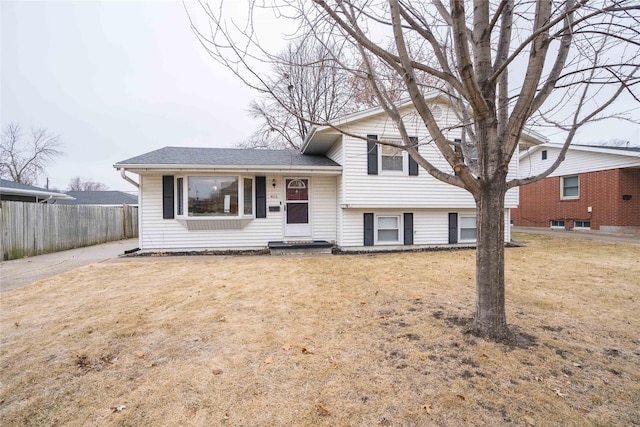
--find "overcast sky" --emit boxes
[2,1,638,192]
[1,0,262,191]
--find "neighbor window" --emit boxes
[542,150,548,160]
[459,215,477,242]
[575,220,591,229]
[561,175,579,199]
[380,143,404,172]
[551,220,565,228]
[188,176,239,216]
[377,216,400,243]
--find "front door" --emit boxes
[284,178,311,238]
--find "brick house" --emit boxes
[513,144,640,232]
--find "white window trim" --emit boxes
[458,214,477,243]
[574,221,591,230]
[560,175,579,200]
[175,174,255,220]
[550,220,565,229]
[242,177,255,216]
[374,214,402,245]
[378,138,408,175]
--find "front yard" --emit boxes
[1,233,639,426]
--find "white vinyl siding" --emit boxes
[330,103,520,209]
[325,140,343,165]
[140,175,283,251]
[326,140,345,245]
[504,209,511,242]
[310,176,338,243]
[139,175,337,251]
[520,145,640,178]
[340,208,511,249]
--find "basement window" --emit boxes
[574,221,591,229]
[459,215,477,242]
[376,215,401,244]
[551,220,565,229]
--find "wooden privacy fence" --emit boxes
[1,201,138,260]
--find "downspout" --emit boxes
[119,168,139,188]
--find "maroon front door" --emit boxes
[284,178,310,237]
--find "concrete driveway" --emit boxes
[0,238,139,293]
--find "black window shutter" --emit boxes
[448,213,458,244]
[404,213,414,245]
[454,138,464,162]
[162,175,174,219]
[408,137,419,176]
[364,213,374,246]
[255,176,267,218]
[367,135,378,175]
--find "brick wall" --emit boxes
[619,168,640,226]
[512,168,640,229]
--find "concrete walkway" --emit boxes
[512,226,640,245]
[0,238,139,293]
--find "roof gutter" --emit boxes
[0,187,75,200]
[300,126,318,153]
[119,168,139,188]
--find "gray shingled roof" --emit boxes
[55,191,138,206]
[115,147,340,168]
[573,144,640,153]
[0,178,52,192]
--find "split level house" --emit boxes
[512,144,640,232]
[114,98,546,253]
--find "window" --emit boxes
[188,176,238,216]
[183,176,254,217]
[370,137,418,175]
[575,220,591,229]
[243,178,253,215]
[561,175,579,199]
[452,139,478,171]
[380,144,404,172]
[176,177,184,215]
[459,216,477,242]
[542,150,548,160]
[377,216,400,243]
[551,220,565,228]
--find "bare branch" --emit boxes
[1,123,63,185]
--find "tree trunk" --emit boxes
[472,177,510,339]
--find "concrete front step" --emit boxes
[268,240,334,255]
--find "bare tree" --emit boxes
[195,1,640,340]
[236,36,359,149]
[67,176,109,191]
[0,123,63,185]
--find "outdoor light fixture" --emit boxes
[272,179,277,188]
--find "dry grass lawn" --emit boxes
[1,233,639,426]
